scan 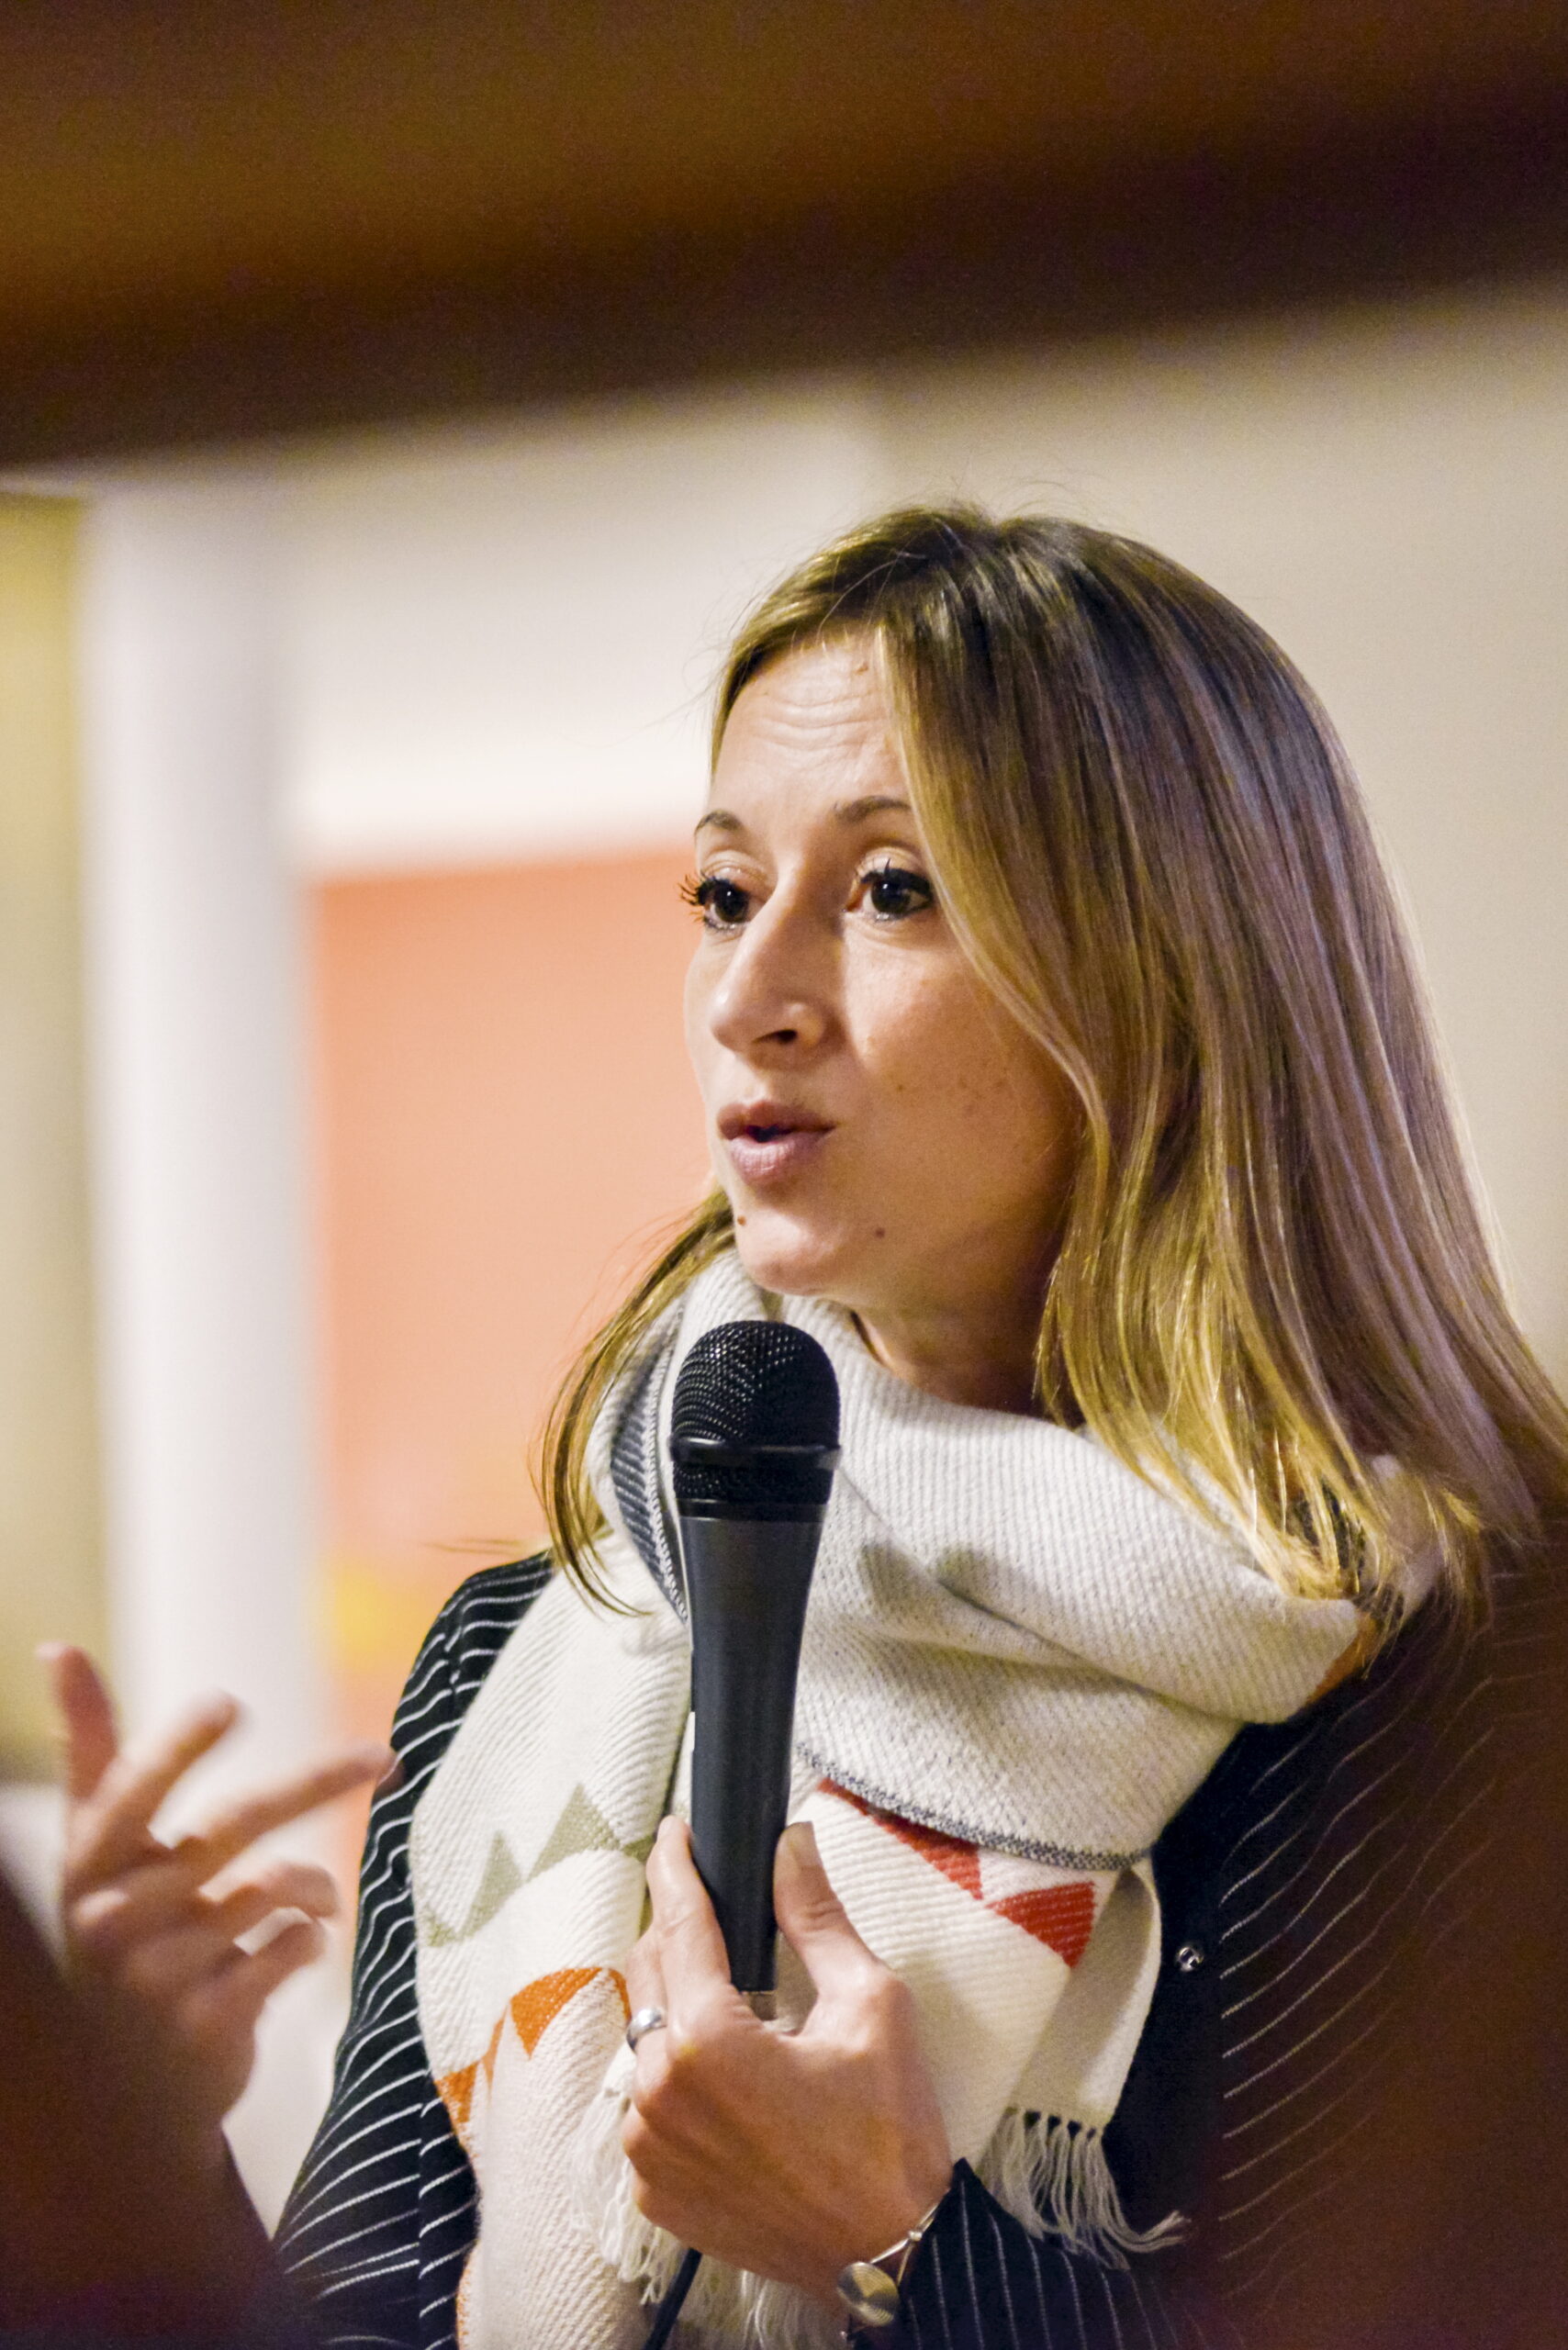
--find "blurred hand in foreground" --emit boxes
[45,1643,392,2167]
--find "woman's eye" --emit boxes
[682,873,752,930]
[860,864,935,920]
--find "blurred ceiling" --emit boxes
[5,0,1568,464]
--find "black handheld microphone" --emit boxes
[671,1318,841,1998]
[639,1320,839,2350]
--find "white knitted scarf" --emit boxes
[411,1254,1360,2349]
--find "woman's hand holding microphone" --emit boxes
[45,1643,393,2167]
[623,1815,953,2311]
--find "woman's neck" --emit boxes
[849,1300,1043,1416]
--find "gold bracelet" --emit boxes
[834,2191,946,2335]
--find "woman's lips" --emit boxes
[719,1110,833,1188]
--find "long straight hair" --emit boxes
[543,506,1568,1611]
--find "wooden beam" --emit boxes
[4,2,1568,461]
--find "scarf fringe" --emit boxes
[977,2110,1186,2268]
[573,2070,1181,2346]
[570,2068,843,2349]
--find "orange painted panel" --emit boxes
[311,849,709,1740]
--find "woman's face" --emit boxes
[685,635,1077,1377]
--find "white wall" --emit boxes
[77,480,337,2221]
[282,382,886,870]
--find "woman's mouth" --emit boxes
[718,1104,834,1187]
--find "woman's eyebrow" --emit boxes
[694,794,913,840]
[834,794,913,824]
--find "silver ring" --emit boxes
[625,2005,666,2052]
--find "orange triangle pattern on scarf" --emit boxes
[824,1782,1095,1966]
[436,1964,629,2131]
[511,1966,604,2055]
[990,1882,1097,1967]
[828,1782,983,1897]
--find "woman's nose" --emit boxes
[705,901,831,1059]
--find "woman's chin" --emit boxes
[728,1212,865,1307]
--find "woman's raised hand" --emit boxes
[623,1817,953,2307]
[46,1644,393,2167]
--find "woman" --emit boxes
[58,509,1568,2348]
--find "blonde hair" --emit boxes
[543,506,1568,1612]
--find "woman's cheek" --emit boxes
[683,979,722,1120]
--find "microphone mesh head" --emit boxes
[671,1321,840,1515]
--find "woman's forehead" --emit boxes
[707,639,905,822]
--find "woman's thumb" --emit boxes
[773,1819,879,1996]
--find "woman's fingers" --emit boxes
[62,1672,389,1903]
[644,1817,744,2029]
[208,1857,340,1940]
[71,1855,340,1975]
[623,1923,667,2022]
[644,1815,889,2020]
[43,1644,122,1805]
[772,1820,888,2008]
[70,1856,228,1961]
[140,1863,338,2002]
[168,1744,391,1883]
[64,1695,241,1889]
[190,1917,329,2043]
[43,1661,383,2146]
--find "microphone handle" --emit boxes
[680,1511,821,1995]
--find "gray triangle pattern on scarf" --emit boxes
[420,1830,524,1946]
[422,1777,666,1947]
[527,1784,659,1879]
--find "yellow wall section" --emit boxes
[0,496,104,1774]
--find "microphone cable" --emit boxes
[642,2245,702,2348]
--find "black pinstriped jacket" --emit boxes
[275,1532,1563,2350]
